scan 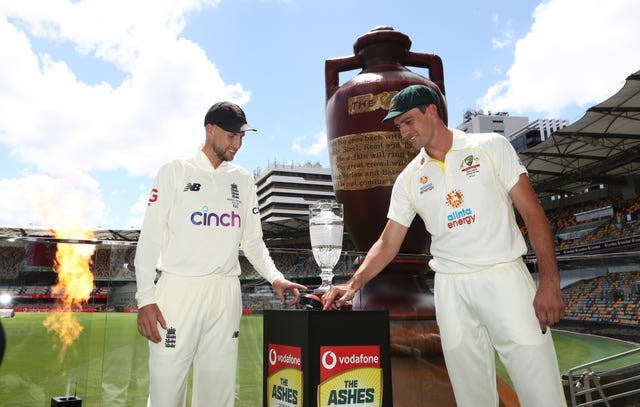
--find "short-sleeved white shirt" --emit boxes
[388,129,528,274]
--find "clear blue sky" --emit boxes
[0,0,638,230]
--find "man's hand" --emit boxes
[533,283,565,332]
[321,283,357,310]
[137,304,166,343]
[272,278,307,305]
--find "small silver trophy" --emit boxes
[309,200,344,294]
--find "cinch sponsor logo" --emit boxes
[190,205,241,227]
[447,207,476,229]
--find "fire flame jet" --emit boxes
[43,228,96,362]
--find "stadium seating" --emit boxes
[563,271,640,327]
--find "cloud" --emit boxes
[0,2,247,178]
[478,0,640,117]
[291,130,328,158]
[126,184,153,230]
[0,172,105,229]
[0,0,246,228]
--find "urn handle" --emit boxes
[404,52,446,96]
[324,55,361,101]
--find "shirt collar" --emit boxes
[415,128,469,166]
[194,147,228,171]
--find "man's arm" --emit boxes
[134,163,175,343]
[510,173,564,330]
[322,219,408,310]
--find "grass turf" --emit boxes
[1,313,638,406]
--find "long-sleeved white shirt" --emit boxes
[134,150,283,308]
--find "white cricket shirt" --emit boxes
[134,150,283,307]
[388,129,528,273]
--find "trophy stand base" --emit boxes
[300,289,353,311]
[300,293,323,310]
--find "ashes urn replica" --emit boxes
[324,26,520,406]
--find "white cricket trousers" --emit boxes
[434,259,566,407]
[146,272,242,407]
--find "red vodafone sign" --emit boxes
[317,345,382,407]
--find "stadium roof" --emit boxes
[521,69,640,198]
[0,227,139,244]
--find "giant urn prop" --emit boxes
[325,26,446,318]
[324,27,521,407]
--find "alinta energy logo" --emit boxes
[418,175,434,194]
[445,189,464,209]
[190,205,241,227]
[445,189,476,229]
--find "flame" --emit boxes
[43,227,96,360]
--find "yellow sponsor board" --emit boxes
[267,344,303,406]
[268,368,303,407]
[317,367,382,407]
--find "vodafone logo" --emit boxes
[268,348,277,366]
[319,345,381,382]
[321,350,337,370]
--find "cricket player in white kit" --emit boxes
[135,101,306,407]
[322,85,566,406]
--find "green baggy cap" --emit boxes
[382,84,441,122]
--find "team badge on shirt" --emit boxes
[459,154,480,178]
[165,327,177,348]
[228,183,241,208]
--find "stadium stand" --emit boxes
[563,271,640,327]
[0,245,25,280]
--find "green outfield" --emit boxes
[1,313,638,407]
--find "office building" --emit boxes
[457,110,529,137]
[254,162,335,222]
[509,118,569,152]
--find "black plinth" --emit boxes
[263,310,392,407]
[51,396,82,407]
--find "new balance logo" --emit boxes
[232,331,239,338]
[184,182,201,192]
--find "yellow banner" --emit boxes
[268,368,303,407]
[317,367,382,407]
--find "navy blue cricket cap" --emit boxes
[204,101,256,132]
[382,84,441,122]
